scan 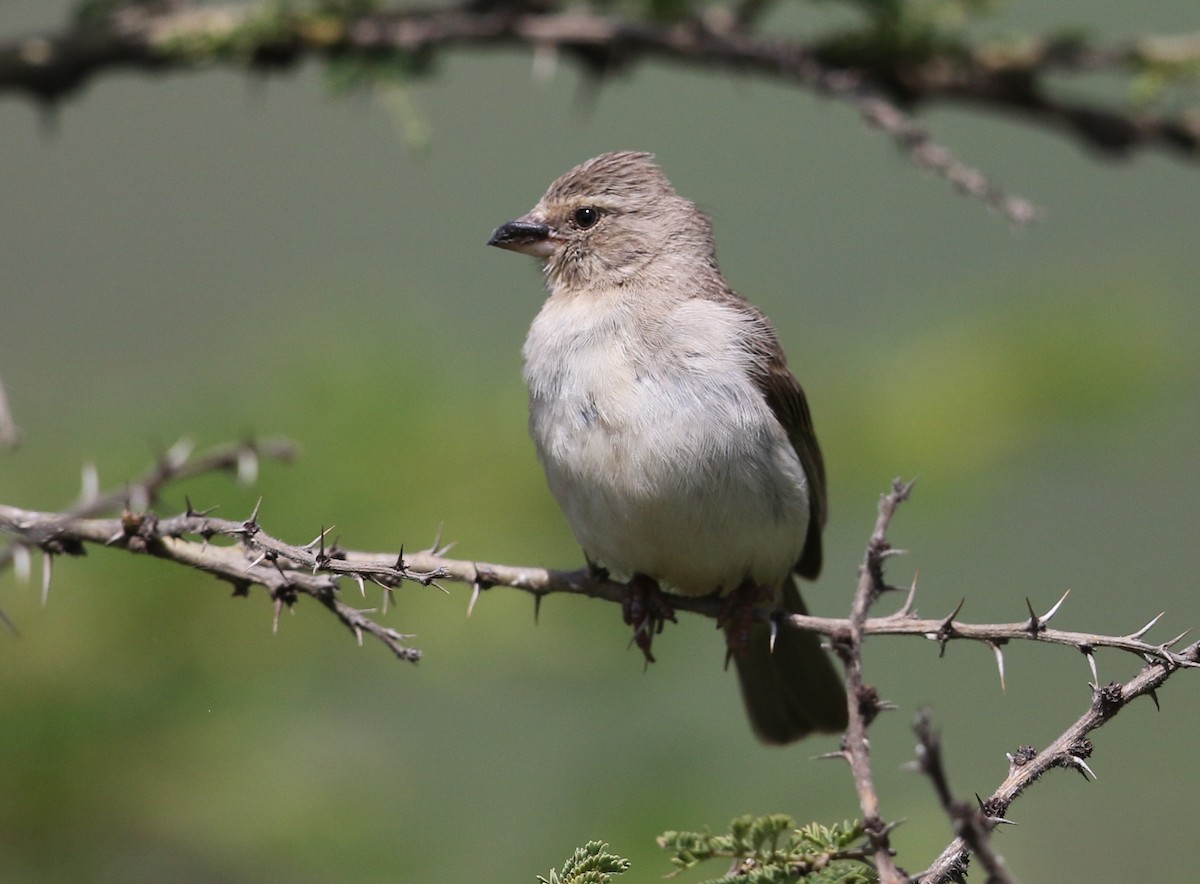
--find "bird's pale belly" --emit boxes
[532,369,811,596]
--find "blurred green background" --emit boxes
[2,1,1198,881]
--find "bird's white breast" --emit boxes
[523,290,810,595]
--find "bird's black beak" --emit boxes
[487,218,553,255]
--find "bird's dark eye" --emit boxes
[572,207,600,229]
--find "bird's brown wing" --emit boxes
[746,317,827,580]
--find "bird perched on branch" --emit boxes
[487,151,846,744]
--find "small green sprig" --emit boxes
[538,840,631,884]
[658,815,876,883]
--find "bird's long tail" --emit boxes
[731,581,847,744]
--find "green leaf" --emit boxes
[538,841,631,884]
[658,816,876,883]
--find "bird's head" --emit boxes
[487,151,716,292]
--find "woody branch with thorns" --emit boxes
[3,4,1200,227]
[1,441,1197,881]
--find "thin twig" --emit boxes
[2,6,1193,167]
[20,5,1200,222]
[0,437,296,571]
[2,486,1194,674]
[915,639,1200,883]
[0,505,427,661]
[831,478,914,884]
[3,452,1199,882]
[912,710,1017,884]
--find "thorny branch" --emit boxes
[913,635,1200,883]
[3,5,1198,223]
[912,710,1017,884]
[2,447,1199,879]
[2,451,1195,673]
[826,479,913,883]
[0,436,297,574]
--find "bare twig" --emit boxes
[0,436,296,572]
[914,640,1200,883]
[829,478,914,884]
[2,448,1198,881]
[2,475,1194,675]
[912,710,1017,884]
[12,6,1200,222]
[0,504,430,661]
[3,4,1197,219]
[2,6,1193,166]
[783,601,1198,674]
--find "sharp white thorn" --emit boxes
[1040,589,1070,623]
[129,485,150,512]
[1164,628,1191,649]
[12,544,31,583]
[237,448,259,487]
[40,551,52,606]
[898,569,919,616]
[1128,612,1165,640]
[167,437,194,468]
[989,641,1006,692]
[80,462,100,505]
[303,526,334,551]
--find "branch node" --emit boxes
[241,497,263,536]
[1023,596,1044,635]
[933,598,965,655]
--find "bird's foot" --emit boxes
[623,573,676,665]
[719,579,773,669]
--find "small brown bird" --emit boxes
[488,151,847,743]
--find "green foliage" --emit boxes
[658,815,876,883]
[538,841,632,884]
[1128,35,1200,105]
[314,0,383,12]
[590,0,704,25]
[150,3,298,61]
[73,0,132,29]
[810,0,1000,69]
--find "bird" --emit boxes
[487,151,847,744]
